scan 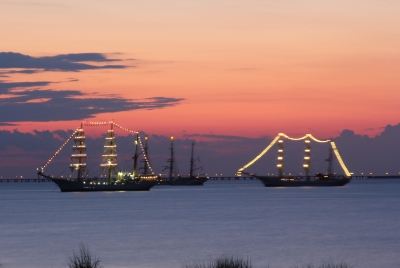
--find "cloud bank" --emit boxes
[0,80,183,125]
[1,123,399,179]
[0,52,127,72]
[0,52,184,125]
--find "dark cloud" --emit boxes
[0,59,184,124]
[0,52,127,72]
[0,81,55,93]
[184,133,266,141]
[0,70,41,75]
[0,87,183,124]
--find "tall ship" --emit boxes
[158,137,208,186]
[37,121,158,192]
[237,133,351,187]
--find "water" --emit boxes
[0,179,399,268]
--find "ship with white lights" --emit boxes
[37,121,158,192]
[238,133,351,187]
[158,137,208,186]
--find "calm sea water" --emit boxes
[0,179,399,268]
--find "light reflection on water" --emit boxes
[0,179,399,268]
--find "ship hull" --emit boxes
[158,177,208,186]
[256,176,351,187]
[51,179,157,192]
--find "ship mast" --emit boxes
[100,122,117,183]
[189,142,194,178]
[168,136,174,179]
[141,136,149,175]
[304,139,311,180]
[70,122,87,180]
[132,133,139,177]
[277,139,284,177]
[327,141,333,175]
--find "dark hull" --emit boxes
[51,179,157,192]
[38,171,157,192]
[158,177,208,186]
[257,176,351,187]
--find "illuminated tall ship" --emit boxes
[38,121,158,192]
[159,137,208,186]
[237,133,351,187]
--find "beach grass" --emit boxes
[183,256,252,268]
[183,256,353,268]
[67,243,101,268]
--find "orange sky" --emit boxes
[1,0,399,138]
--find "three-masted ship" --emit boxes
[38,122,158,192]
[238,133,351,187]
[158,137,208,186]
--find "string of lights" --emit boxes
[330,141,351,176]
[138,135,155,174]
[112,122,155,174]
[237,135,281,175]
[40,128,79,171]
[113,122,138,134]
[82,121,111,127]
[280,133,331,143]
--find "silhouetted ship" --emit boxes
[158,137,208,186]
[239,134,351,187]
[38,123,158,192]
[253,173,350,187]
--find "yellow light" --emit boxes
[238,135,280,173]
[330,141,351,176]
[277,157,283,160]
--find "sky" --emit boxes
[0,0,399,178]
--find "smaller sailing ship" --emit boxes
[38,122,158,192]
[158,137,208,186]
[238,134,351,187]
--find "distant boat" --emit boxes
[158,137,208,186]
[239,134,351,187]
[38,123,158,192]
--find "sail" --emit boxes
[69,126,87,178]
[100,125,117,177]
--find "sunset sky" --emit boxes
[2,0,399,137]
[1,1,399,178]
